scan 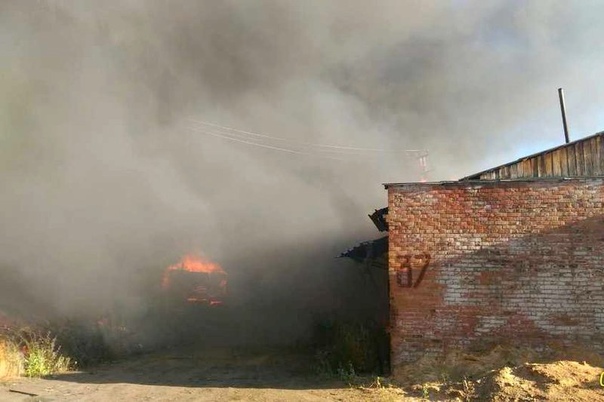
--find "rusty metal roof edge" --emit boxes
[459,130,604,181]
[384,176,604,188]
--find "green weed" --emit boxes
[421,383,430,399]
[17,329,72,377]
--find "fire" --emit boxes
[161,254,227,305]
[161,254,225,287]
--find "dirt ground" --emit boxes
[395,344,604,401]
[473,360,604,401]
[0,346,410,402]
[2,345,604,401]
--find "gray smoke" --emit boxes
[1,1,603,327]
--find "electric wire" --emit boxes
[185,125,351,161]
[188,118,427,155]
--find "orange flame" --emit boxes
[162,254,225,287]
[161,254,227,304]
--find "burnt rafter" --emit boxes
[339,236,388,266]
[369,207,389,232]
[339,207,389,268]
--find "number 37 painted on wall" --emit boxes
[396,253,431,288]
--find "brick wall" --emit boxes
[387,178,604,368]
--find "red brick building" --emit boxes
[342,132,604,371]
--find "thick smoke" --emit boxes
[1,1,604,335]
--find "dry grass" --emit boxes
[0,313,148,380]
[18,328,72,377]
[312,319,388,377]
[0,338,23,380]
[353,376,409,401]
[0,326,72,379]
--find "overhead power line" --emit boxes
[188,119,427,155]
[188,125,306,155]
[185,125,350,161]
[186,118,430,179]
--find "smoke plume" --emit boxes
[1,1,603,336]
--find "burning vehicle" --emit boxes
[161,255,227,306]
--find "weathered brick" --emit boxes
[387,178,604,369]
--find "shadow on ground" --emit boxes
[42,345,346,390]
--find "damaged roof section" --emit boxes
[339,236,388,269]
[369,207,388,232]
[340,206,389,269]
